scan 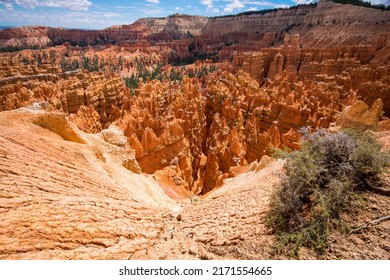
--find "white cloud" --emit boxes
[141,7,164,15]
[175,7,183,11]
[291,0,315,4]
[200,0,213,9]
[42,1,91,11]
[200,0,220,12]
[12,0,92,11]
[247,6,257,11]
[0,0,14,10]
[275,4,290,8]
[116,6,136,9]
[371,0,390,4]
[0,9,126,29]
[146,0,160,4]
[15,0,37,9]
[242,1,275,6]
[187,5,192,8]
[101,12,120,18]
[224,0,244,13]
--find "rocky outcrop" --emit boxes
[336,99,383,131]
[114,65,358,194]
[0,108,175,259]
[0,15,208,48]
[234,34,390,118]
[131,14,208,38]
[0,51,62,78]
[199,69,352,191]
[68,105,103,134]
[0,26,50,48]
[204,1,390,47]
[32,111,86,144]
[0,70,129,132]
[116,77,206,195]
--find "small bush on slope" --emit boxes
[267,128,389,257]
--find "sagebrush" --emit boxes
[267,128,389,257]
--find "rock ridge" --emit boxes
[0,2,388,49]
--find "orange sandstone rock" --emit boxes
[336,99,383,131]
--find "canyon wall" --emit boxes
[0,15,207,48]
[233,34,390,115]
[1,1,389,50]
[205,0,389,45]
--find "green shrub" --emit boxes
[267,128,389,257]
[352,132,389,177]
[270,145,292,159]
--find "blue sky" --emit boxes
[0,0,388,29]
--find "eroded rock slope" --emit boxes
[0,107,176,259]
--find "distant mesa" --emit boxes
[0,0,389,50]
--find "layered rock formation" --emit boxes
[124,14,208,38]
[113,63,362,194]
[116,77,206,196]
[0,15,207,48]
[200,69,355,192]
[0,50,62,78]
[0,108,176,259]
[0,26,50,48]
[234,34,390,117]
[0,70,129,132]
[1,1,389,51]
[206,0,390,50]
